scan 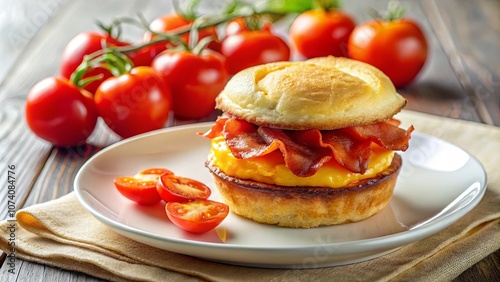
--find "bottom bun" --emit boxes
[206,154,402,228]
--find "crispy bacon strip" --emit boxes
[347,121,414,151]
[199,117,228,138]
[201,117,413,177]
[259,127,332,177]
[223,118,280,158]
[320,130,373,174]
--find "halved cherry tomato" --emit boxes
[166,199,229,233]
[156,174,211,203]
[114,168,173,205]
[139,168,173,176]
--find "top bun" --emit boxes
[216,56,407,130]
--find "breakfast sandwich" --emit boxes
[201,56,413,228]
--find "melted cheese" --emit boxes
[208,136,395,188]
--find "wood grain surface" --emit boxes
[0,0,498,281]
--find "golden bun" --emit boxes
[216,56,406,130]
[206,154,402,228]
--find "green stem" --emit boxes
[70,8,258,88]
[70,48,133,88]
[386,0,406,21]
[312,0,341,11]
[114,12,247,53]
[368,0,407,21]
[192,36,214,55]
[179,0,202,21]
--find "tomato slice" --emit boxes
[114,168,173,205]
[166,200,229,233]
[156,174,211,203]
[138,168,174,178]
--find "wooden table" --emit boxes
[0,0,498,281]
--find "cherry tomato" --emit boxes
[289,9,355,58]
[224,17,272,36]
[60,32,157,92]
[166,199,229,233]
[126,44,166,67]
[143,13,221,57]
[25,77,98,147]
[114,168,173,205]
[156,174,211,203]
[139,168,173,176]
[60,32,129,94]
[94,66,173,138]
[152,49,229,119]
[221,30,290,75]
[347,19,428,88]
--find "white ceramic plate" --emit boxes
[74,123,487,268]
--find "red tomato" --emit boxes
[25,77,98,147]
[60,32,129,94]
[224,17,272,36]
[139,168,173,176]
[166,199,229,233]
[152,50,229,119]
[347,19,428,88]
[156,174,211,203]
[143,13,221,57]
[126,44,166,67]
[114,168,173,205]
[94,66,173,138]
[221,30,290,75]
[60,32,157,93]
[289,9,355,58]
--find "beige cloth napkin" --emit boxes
[1,110,499,282]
